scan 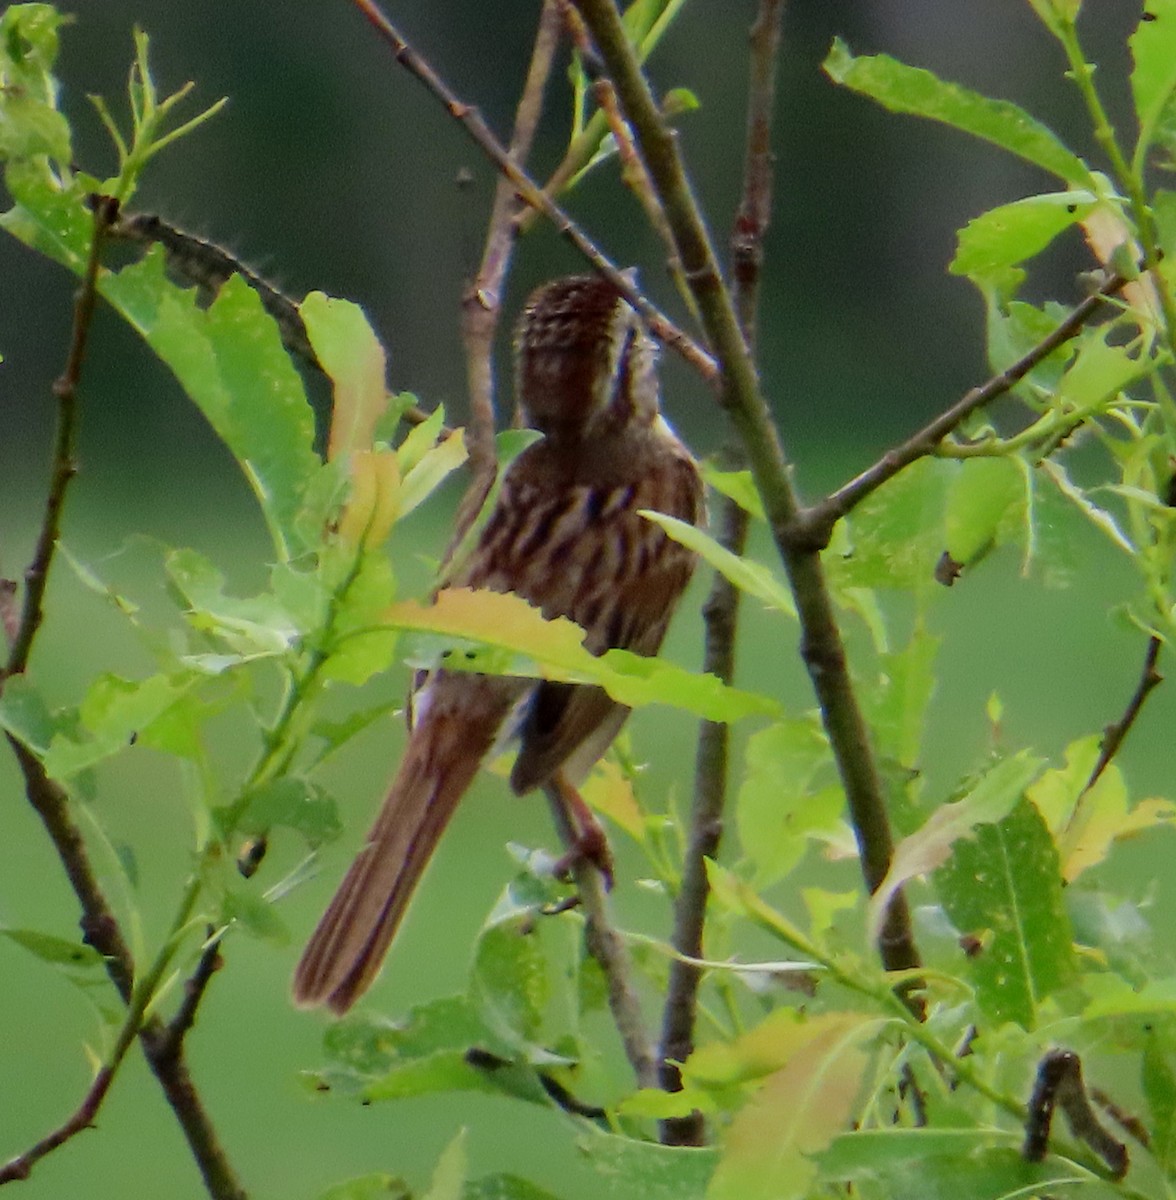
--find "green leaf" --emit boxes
[934,797,1074,1029]
[830,458,950,592]
[102,254,321,557]
[317,1175,411,1200]
[699,464,765,520]
[222,885,289,944]
[1131,0,1176,169]
[643,511,794,617]
[166,547,299,658]
[41,670,193,779]
[397,429,468,519]
[0,5,71,163]
[1039,458,1135,554]
[944,456,1024,566]
[868,750,1045,941]
[823,39,1090,185]
[319,547,399,685]
[1143,1043,1176,1174]
[1055,330,1150,412]
[469,918,548,1047]
[868,628,940,765]
[234,778,343,848]
[578,1131,717,1200]
[736,719,841,887]
[816,1130,1079,1199]
[463,1176,565,1200]
[1028,735,1176,881]
[306,698,402,770]
[951,191,1096,279]
[0,674,64,753]
[0,927,103,969]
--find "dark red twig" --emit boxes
[347,0,716,381]
[454,0,561,537]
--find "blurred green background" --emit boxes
[2,3,1175,1198]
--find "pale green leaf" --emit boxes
[102,255,321,557]
[951,191,1096,278]
[944,456,1024,565]
[823,39,1090,185]
[1039,459,1135,553]
[0,927,103,969]
[642,511,794,616]
[867,750,1045,941]
[817,1130,1077,1198]
[1131,0,1176,169]
[736,719,841,887]
[423,1130,467,1200]
[397,429,468,518]
[699,464,765,520]
[316,1174,410,1200]
[578,1131,716,1200]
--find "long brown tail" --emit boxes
[292,695,502,1014]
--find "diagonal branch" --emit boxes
[570,0,923,999]
[347,0,717,381]
[658,0,785,1148]
[803,271,1129,543]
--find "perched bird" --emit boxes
[293,274,703,1013]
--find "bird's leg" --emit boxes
[546,771,615,889]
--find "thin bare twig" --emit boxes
[348,0,717,382]
[804,271,1130,544]
[570,0,923,998]
[0,199,246,1198]
[2,195,114,682]
[1083,635,1163,795]
[453,0,561,541]
[657,0,784,1148]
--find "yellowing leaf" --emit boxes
[1029,736,1176,881]
[398,428,468,518]
[301,292,389,462]
[337,448,401,547]
[582,757,644,842]
[384,588,780,724]
[705,1012,875,1200]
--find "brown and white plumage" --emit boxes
[293,275,702,1013]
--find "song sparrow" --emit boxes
[293,274,703,1014]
